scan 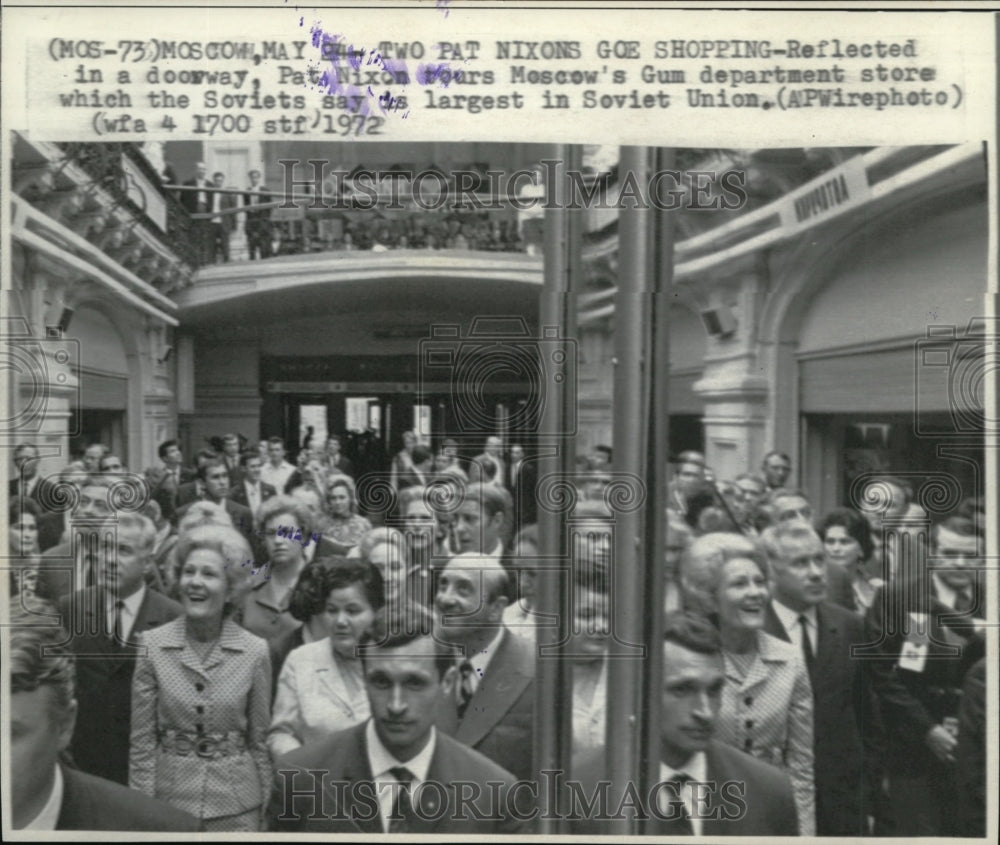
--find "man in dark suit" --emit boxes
[172,448,220,515]
[228,451,277,521]
[666,450,708,522]
[180,161,213,263]
[244,168,272,260]
[175,458,257,553]
[760,522,882,836]
[268,616,525,833]
[433,552,534,781]
[864,514,986,836]
[572,611,799,836]
[8,602,197,831]
[9,442,50,502]
[322,434,355,477]
[38,473,121,603]
[57,511,183,785]
[8,444,65,549]
[506,443,538,531]
[145,438,190,524]
[218,432,244,482]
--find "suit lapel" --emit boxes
[316,660,363,716]
[455,632,531,746]
[764,602,789,642]
[337,727,380,834]
[814,603,840,665]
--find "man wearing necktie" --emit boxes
[433,552,535,781]
[865,514,986,836]
[267,610,525,833]
[761,523,882,836]
[57,511,183,784]
[571,612,798,835]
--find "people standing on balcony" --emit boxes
[209,172,236,263]
[244,169,272,260]
[180,162,212,264]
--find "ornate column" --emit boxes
[690,256,770,479]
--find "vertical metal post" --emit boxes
[640,147,676,804]
[534,144,580,832]
[606,146,653,834]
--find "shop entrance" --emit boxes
[801,412,984,517]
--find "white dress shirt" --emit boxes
[260,460,295,493]
[243,479,263,515]
[502,600,537,643]
[23,765,63,830]
[658,751,708,835]
[366,720,437,833]
[107,584,146,642]
[771,599,818,655]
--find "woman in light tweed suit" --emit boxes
[130,524,272,831]
[681,532,816,836]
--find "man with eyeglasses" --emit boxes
[865,515,986,836]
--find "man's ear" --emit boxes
[58,699,78,753]
[441,664,458,696]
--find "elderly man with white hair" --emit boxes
[433,551,534,781]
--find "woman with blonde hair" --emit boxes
[130,524,272,831]
[323,473,372,550]
[681,531,816,835]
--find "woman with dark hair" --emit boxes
[8,499,43,606]
[681,532,815,835]
[130,525,271,831]
[267,558,383,759]
[322,474,372,550]
[816,507,880,614]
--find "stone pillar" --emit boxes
[689,258,770,479]
[4,253,80,479]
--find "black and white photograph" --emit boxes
[2,1,995,840]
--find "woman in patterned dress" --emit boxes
[681,531,816,835]
[129,524,272,831]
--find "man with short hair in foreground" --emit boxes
[8,603,198,831]
[267,608,524,833]
[572,611,798,836]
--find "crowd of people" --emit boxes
[167,162,528,266]
[6,435,988,835]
